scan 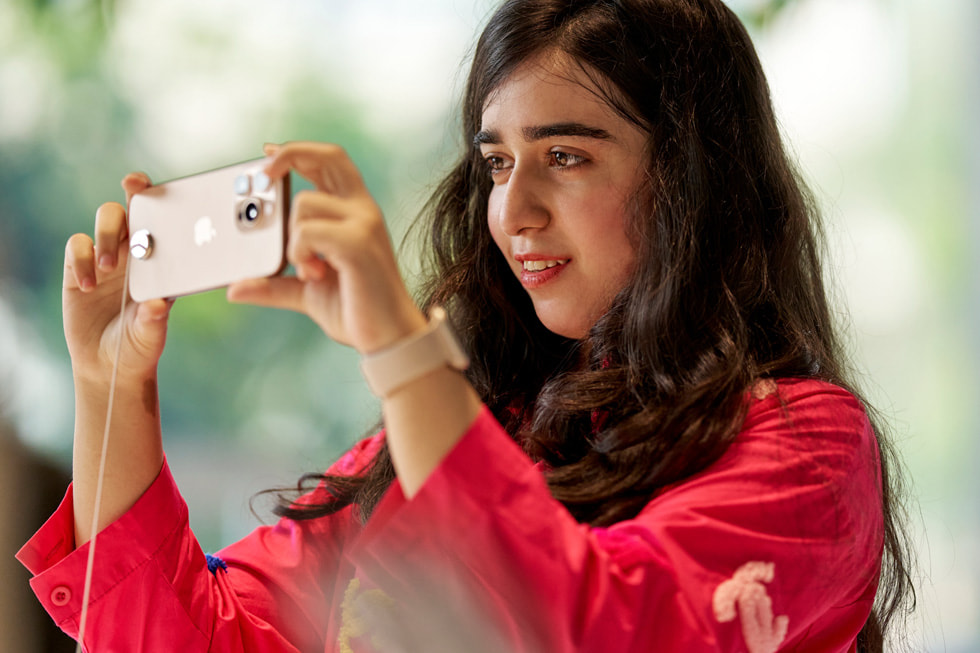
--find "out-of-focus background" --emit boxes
[0,0,975,650]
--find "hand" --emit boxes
[63,172,174,386]
[227,142,426,353]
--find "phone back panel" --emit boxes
[127,158,289,302]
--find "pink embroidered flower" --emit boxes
[712,561,789,653]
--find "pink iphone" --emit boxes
[127,158,290,302]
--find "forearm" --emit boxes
[72,374,165,546]
[381,366,482,498]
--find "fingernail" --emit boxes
[80,277,95,291]
[152,299,175,320]
[226,283,244,302]
[98,254,114,270]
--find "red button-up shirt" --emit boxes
[18,378,883,652]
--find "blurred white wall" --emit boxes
[746,0,979,648]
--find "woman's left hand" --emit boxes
[227,141,426,353]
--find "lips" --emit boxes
[516,254,569,288]
[522,258,568,271]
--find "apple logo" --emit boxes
[194,216,217,246]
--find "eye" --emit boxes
[548,150,587,169]
[483,155,512,178]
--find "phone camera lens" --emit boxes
[239,199,261,224]
[234,174,251,195]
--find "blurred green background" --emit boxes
[1,0,975,650]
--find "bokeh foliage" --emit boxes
[4,2,977,649]
[1,0,803,454]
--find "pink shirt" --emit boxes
[18,378,883,652]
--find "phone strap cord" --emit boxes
[75,260,131,653]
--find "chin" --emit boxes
[535,309,591,340]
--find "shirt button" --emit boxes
[50,586,72,607]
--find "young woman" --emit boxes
[20,0,914,651]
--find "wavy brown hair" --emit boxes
[273,0,915,649]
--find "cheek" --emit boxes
[486,191,507,253]
[575,197,638,285]
[574,193,634,253]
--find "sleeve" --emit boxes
[350,381,884,653]
[16,435,384,653]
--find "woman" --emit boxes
[20,0,913,651]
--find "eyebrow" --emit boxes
[473,122,614,147]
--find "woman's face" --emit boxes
[479,54,648,339]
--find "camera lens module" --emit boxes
[238,199,262,225]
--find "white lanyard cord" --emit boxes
[75,259,131,653]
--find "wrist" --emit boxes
[72,366,157,402]
[360,306,469,398]
[358,312,428,356]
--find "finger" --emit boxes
[289,211,389,262]
[295,257,329,282]
[263,141,326,181]
[288,217,360,283]
[226,277,308,313]
[264,141,365,196]
[287,190,358,280]
[133,298,174,355]
[94,202,128,272]
[289,190,382,238]
[122,172,152,206]
[64,233,96,291]
[136,298,174,324]
[289,223,329,278]
[289,188,351,229]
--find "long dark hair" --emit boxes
[274,0,914,648]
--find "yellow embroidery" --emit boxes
[337,577,397,653]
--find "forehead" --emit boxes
[480,54,627,129]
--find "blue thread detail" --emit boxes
[206,553,228,575]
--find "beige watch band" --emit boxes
[359,306,470,398]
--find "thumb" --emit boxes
[133,298,174,348]
[136,297,173,321]
[226,277,308,314]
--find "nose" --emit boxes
[491,166,550,237]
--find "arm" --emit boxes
[227,142,482,497]
[350,381,884,652]
[37,138,481,651]
[18,434,385,651]
[63,172,170,546]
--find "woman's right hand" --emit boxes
[63,172,174,386]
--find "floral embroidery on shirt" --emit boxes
[712,561,789,653]
[338,577,397,653]
[751,379,778,401]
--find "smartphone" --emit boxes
[127,158,290,302]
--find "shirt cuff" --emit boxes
[15,458,187,628]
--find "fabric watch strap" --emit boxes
[359,306,470,398]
